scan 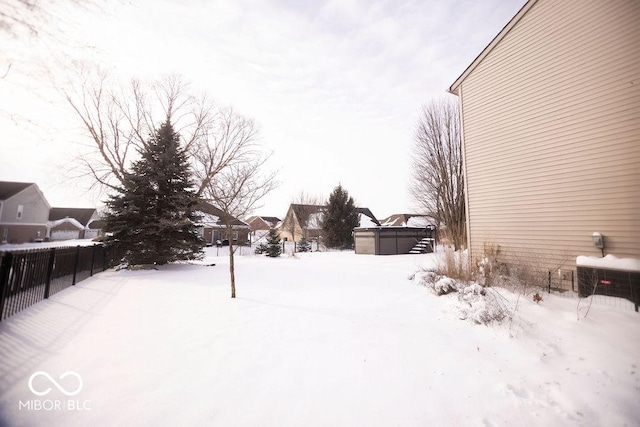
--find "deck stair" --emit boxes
[408,238,435,254]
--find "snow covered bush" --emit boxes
[457,285,510,325]
[415,270,461,295]
[433,277,460,295]
[413,269,511,325]
[475,242,501,286]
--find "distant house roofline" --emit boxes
[49,207,98,226]
[0,181,51,210]
[0,181,33,200]
[196,201,249,228]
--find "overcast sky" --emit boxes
[0,0,526,220]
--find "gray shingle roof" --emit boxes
[0,181,33,200]
[49,208,97,226]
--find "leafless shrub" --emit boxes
[479,247,569,296]
[475,242,500,286]
[576,269,599,321]
[435,246,473,283]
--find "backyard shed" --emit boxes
[354,226,435,255]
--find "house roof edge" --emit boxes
[448,0,538,95]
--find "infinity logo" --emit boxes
[28,371,83,397]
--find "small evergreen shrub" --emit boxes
[265,229,282,258]
[254,243,268,255]
[297,237,311,252]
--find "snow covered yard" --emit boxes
[0,250,638,427]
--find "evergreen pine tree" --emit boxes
[297,236,311,252]
[322,184,359,249]
[265,228,282,258]
[104,120,204,265]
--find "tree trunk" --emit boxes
[228,225,236,298]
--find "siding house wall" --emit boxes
[1,185,49,225]
[450,0,640,283]
[0,185,50,243]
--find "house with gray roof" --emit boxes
[196,202,250,246]
[0,181,50,244]
[48,207,101,241]
[279,204,380,243]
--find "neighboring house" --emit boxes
[87,219,106,240]
[246,215,281,231]
[0,181,50,244]
[380,214,435,228]
[279,204,324,242]
[448,0,640,285]
[48,207,101,241]
[279,204,380,242]
[246,215,282,243]
[196,202,250,246]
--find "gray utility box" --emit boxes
[577,266,639,312]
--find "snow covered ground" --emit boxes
[0,249,638,426]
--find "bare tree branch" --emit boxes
[63,69,263,200]
[191,106,261,197]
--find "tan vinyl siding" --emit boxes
[457,0,640,279]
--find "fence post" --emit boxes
[72,245,81,285]
[548,271,551,294]
[43,248,56,299]
[90,245,96,277]
[0,252,13,321]
[100,245,107,272]
[632,272,639,313]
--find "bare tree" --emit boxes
[63,69,259,196]
[409,99,466,249]
[205,156,278,298]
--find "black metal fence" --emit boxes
[0,245,121,321]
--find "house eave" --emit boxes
[448,0,538,95]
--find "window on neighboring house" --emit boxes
[232,231,239,241]
[17,204,24,220]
